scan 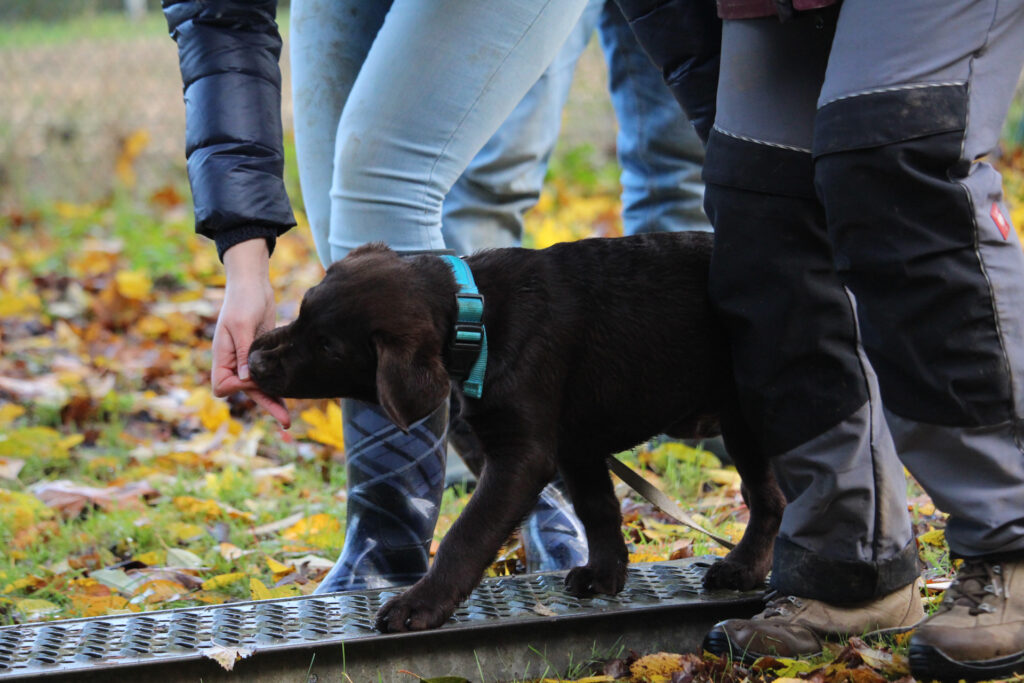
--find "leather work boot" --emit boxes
[909,559,1024,682]
[703,579,924,662]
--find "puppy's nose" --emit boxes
[248,349,267,375]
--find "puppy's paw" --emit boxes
[702,558,765,592]
[375,589,455,633]
[564,561,627,597]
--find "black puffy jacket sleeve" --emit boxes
[613,0,721,144]
[162,0,296,261]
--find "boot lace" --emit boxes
[758,591,805,619]
[943,560,1003,615]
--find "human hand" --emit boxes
[212,239,292,428]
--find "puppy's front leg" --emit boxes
[375,448,554,633]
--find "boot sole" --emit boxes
[909,642,1024,682]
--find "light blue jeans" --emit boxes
[442,0,709,256]
[290,0,588,266]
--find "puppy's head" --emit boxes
[248,243,451,431]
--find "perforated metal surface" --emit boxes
[0,559,763,680]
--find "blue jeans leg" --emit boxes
[598,0,709,235]
[294,0,587,263]
[441,0,603,255]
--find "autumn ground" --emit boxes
[3,12,1024,683]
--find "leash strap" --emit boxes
[606,456,736,551]
[441,255,488,399]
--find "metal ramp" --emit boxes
[0,558,764,682]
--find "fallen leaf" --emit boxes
[200,644,254,672]
[918,528,946,547]
[166,548,204,569]
[202,572,248,591]
[131,579,188,605]
[14,598,61,621]
[252,512,306,537]
[32,479,157,518]
[249,578,301,601]
[281,513,343,549]
[0,457,25,480]
[90,568,142,595]
[300,403,345,450]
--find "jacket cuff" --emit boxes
[214,226,279,262]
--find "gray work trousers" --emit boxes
[705,0,1024,603]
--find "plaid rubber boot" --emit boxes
[314,398,447,593]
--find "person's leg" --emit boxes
[815,1,1024,678]
[597,0,709,235]
[291,0,449,593]
[702,8,920,661]
[292,0,588,592]
[327,0,588,261]
[441,0,603,255]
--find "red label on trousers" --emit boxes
[992,202,1011,240]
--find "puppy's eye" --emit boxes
[316,334,337,356]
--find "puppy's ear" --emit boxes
[374,335,449,432]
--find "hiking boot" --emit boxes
[703,579,924,662]
[909,558,1024,682]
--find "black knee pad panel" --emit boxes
[705,130,868,456]
[814,87,1013,426]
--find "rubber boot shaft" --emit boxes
[315,398,448,593]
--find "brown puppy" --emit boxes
[248,231,785,633]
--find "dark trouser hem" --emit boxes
[770,535,919,604]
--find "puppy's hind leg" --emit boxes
[703,412,784,591]
[558,451,629,597]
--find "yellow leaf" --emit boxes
[301,403,345,450]
[115,270,153,301]
[249,578,301,601]
[0,289,41,317]
[0,404,26,426]
[135,550,164,566]
[916,501,936,516]
[281,513,344,549]
[57,434,85,451]
[71,594,133,617]
[202,572,247,591]
[629,552,666,564]
[630,652,688,680]
[3,576,45,594]
[0,490,54,533]
[136,314,170,338]
[918,527,946,547]
[265,556,293,575]
[167,522,206,544]
[15,598,61,620]
[174,495,224,520]
[115,129,150,187]
[707,468,741,488]
[133,579,188,604]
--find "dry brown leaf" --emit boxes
[31,479,158,518]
